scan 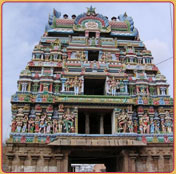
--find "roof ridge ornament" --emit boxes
[86,5,96,16]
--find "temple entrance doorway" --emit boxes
[78,109,112,134]
[68,148,122,172]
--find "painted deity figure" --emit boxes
[150,118,155,134]
[16,120,22,133]
[119,80,125,93]
[58,119,63,133]
[142,113,150,134]
[73,76,80,95]
[101,52,106,62]
[22,123,27,133]
[63,108,75,133]
[28,118,35,133]
[46,122,52,134]
[39,120,46,133]
[165,112,172,133]
[161,120,166,133]
[106,52,112,61]
[11,119,17,132]
[90,37,96,46]
[59,104,64,112]
[81,52,86,61]
[75,51,81,59]
[54,84,60,93]
[65,79,71,91]
[117,111,128,133]
[111,77,117,96]
[35,116,40,133]
[139,120,144,134]
[53,119,58,133]
[128,119,133,133]
[43,84,49,92]
[154,120,160,134]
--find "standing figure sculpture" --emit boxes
[117,110,128,133]
[73,76,79,95]
[63,108,75,133]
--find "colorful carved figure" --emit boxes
[16,120,22,133]
[117,110,128,133]
[165,111,172,133]
[35,104,42,112]
[11,119,17,132]
[154,120,160,134]
[53,119,58,133]
[150,118,155,133]
[75,51,81,59]
[28,118,35,133]
[161,120,166,133]
[63,108,75,133]
[22,123,27,133]
[73,76,80,95]
[39,120,46,133]
[127,119,133,133]
[111,77,118,96]
[35,116,40,133]
[59,104,64,112]
[142,113,150,134]
[46,121,52,133]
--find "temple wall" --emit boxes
[4,143,173,172]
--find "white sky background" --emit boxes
[2,2,173,142]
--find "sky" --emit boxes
[2,2,174,142]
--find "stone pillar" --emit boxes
[18,155,27,172]
[140,155,147,172]
[43,155,52,172]
[163,155,171,172]
[61,78,67,92]
[121,150,129,172]
[31,155,40,172]
[100,114,104,134]
[18,83,21,91]
[85,113,90,134]
[129,154,138,172]
[166,88,169,95]
[157,87,160,95]
[123,80,128,93]
[85,31,89,37]
[61,152,69,172]
[73,107,78,133]
[55,154,64,172]
[96,31,100,38]
[7,154,15,172]
[111,109,116,134]
[151,155,159,172]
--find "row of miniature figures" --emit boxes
[116,110,173,134]
[11,106,173,134]
[11,107,76,134]
[17,75,169,97]
[33,41,153,63]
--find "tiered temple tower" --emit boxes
[5,7,173,172]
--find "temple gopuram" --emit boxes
[5,7,173,172]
